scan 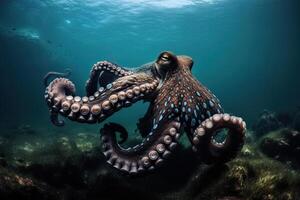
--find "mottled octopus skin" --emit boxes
[44,51,246,175]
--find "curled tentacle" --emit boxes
[108,122,129,144]
[100,119,181,175]
[45,78,75,126]
[43,68,71,87]
[50,110,65,126]
[45,73,159,125]
[44,52,246,174]
[85,61,133,96]
[191,113,246,164]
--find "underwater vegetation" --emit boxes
[0,108,300,200]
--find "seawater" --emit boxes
[0,0,300,199]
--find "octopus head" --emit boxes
[155,51,193,78]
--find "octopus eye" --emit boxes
[158,52,176,64]
[161,54,170,61]
[155,51,178,76]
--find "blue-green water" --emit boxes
[1,1,300,199]
[0,0,299,131]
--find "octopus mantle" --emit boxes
[44,51,246,175]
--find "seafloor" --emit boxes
[0,109,300,200]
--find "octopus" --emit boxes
[44,51,246,175]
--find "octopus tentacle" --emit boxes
[136,101,156,137]
[43,68,71,87]
[45,74,159,125]
[49,110,65,126]
[45,77,75,126]
[85,61,133,96]
[44,51,246,174]
[100,118,181,174]
[191,113,246,164]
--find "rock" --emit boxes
[259,128,300,169]
[293,108,300,132]
[0,166,59,200]
[0,128,108,190]
[17,137,84,187]
[1,123,300,200]
[244,130,255,143]
[252,110,283,137]
[276,112,293,127]
[240,145,255,157]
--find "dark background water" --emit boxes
[0,0,299,133]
